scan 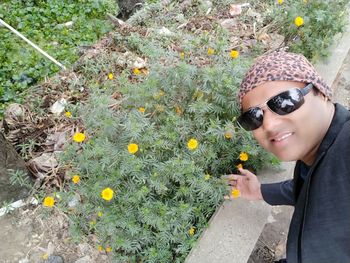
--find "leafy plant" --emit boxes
[55,27,275,261]
[271,0,349,61]
[0,0,119,115]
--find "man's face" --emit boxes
[241,81,328,163]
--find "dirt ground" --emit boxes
[0,204,112,263]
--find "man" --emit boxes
[227,51,350,263]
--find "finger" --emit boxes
[222,173,244,180]
[228,181,237,187]
[223,195,231,200]
[238,168,256,178]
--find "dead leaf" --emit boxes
[229,4,242,16]
[30,153,58,172]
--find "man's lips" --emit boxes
[270,132,293,143]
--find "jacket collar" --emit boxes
[315,103,350,156]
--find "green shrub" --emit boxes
[56,29,275,261]
[271,0,349,61]
[0,0,118,114]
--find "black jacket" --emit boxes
[261,103,350,263]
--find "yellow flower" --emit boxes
[204,174,211,181]
[90,220,96,226]
[187,138,198,150]
[277,0,283,4]
[98,211,103,217]
[225,131,233,139]
[207,47,215,55]
[101,187,114,201]
[106,247,112,252]
[303,0,308,3]
[188,227,195,236]
[43,196,55,207]
[231,188,240,198]
[179,52,185,60]
[294,16,304,27]
[108,73,114,80]
[138,107,146,113]
[65,111,72,118]
[133,68,141,75]
[230,50,239,59]
[239,152,249,161]
[128,143,139,154]
[98,245,103,252]
[73,132,85,143]
[175,105,183,115]
[42,253,49,260]
[72,175,80,184]
[236,163,243,170]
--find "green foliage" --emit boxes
[57,27,275,261]
[8,169,31,188]
[0,0,119,115]
[271,0,349,61]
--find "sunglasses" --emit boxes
[238,83,313,131]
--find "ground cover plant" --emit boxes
[2,0,349,262]
[0,0,119,115]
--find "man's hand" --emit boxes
[224,168,263,201]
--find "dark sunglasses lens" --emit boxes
[267,89,304,115]
[238,107,263,131]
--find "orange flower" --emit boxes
[207,47,215,55]
[43,196,55,207]
[187,138,198,150]
[72,175,80,184]
[239,152,249,161]
[236,163,243,170]
[73,132,85,143]
[133,68,141,75]
[128,143,139,154]
[225,131,233,139]
[231,188,240,198]
[101,187,114,201]
[294,16,304,27]
[65,111,72,118]
[230,50,239,59]
[188,227,195,236]
[179,52,185,59]
[175,105,183,115]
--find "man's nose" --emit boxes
[261,108,284,132]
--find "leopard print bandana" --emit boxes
[238,51,332,108]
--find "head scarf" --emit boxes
[238,51,332,108]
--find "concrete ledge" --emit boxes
[185,162,295,263]
[315,8,350,87]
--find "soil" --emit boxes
[0,204,111,263]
